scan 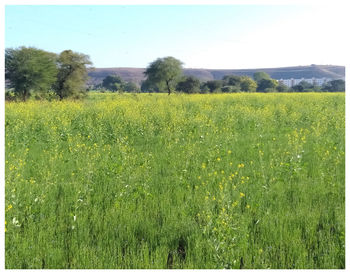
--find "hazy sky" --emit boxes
[5,5,347,69]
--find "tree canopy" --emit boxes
[144,57,183,95]
[55,50,92,99]
[5,47,58,101]
[253,71,271,82]
[102,75,123,91]
[322,79,345,92]
[176,76,201,93]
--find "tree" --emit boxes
[55,50,92,99]
[144,57,183,95]
[221,86,234,92]
[5,47,58,101]
[141,79,165,92]
[123,81,140,92]
[240,76,257,92]
[257,78,278,92]
[322,79,345,92]
[222,75,242,87]
[291,80,313,92]
[102,75,123,91]
[205,80,223,93]
[253,71,271,82]
[176,76,201,93]
[276,82,289,92]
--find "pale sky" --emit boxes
[4,3,349,69]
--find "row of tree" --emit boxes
[99,75,140,92]
[5,48,345,101]
[5,47,92,101]
[100,56,344,94]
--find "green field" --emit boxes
[5,92,345,269]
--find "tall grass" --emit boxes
[5,93,345,268]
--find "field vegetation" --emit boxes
[5,92,345,269]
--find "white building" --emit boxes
[278,77,333,88]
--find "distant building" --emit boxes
[277,77,335,88]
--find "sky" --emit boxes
[4,4,348,69]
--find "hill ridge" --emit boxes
[88,65,345,85]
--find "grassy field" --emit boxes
[5,92,345,269]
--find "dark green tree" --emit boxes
[5,47,58,101]
[257,78,278,92]
[205,80,223,93]
[144,57,183,95]
[322,79,345,92]
[55,50,92,99]
[222,75,242,87]
[291,80,313,92]
[102,75,124,91]
[176,76,201,93]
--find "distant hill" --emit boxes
[88,65,345,86]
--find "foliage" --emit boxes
[144,57,183,95]
[123,81,140,93]
[5,47,58,101]
[102,75,123,91]
[222,75,242,87]
[141,79,165,93]
[221,86,234,93]
[253,71,271,82]
[257,78,278,92]
[291,81,314,92]
[240,76,257,92]
[205,80,223,93]
[176,76,201,93]
[55,50,93,99]
[276,83,289,92]
[5,93,345,269]
[322,79,345,92]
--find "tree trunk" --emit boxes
[22,89,28,102]
[166,80,171,95]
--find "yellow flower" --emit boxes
[246,204,250,209]
[228,150,232,154]
[217,157,221,162]
[240,192,245,198]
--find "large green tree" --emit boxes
[55,50,92,99]
[5,47,58,101]
[144,57,183,95]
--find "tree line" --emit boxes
[101,56,345,94]
[5,47,345,101]
[5,47,92,101]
